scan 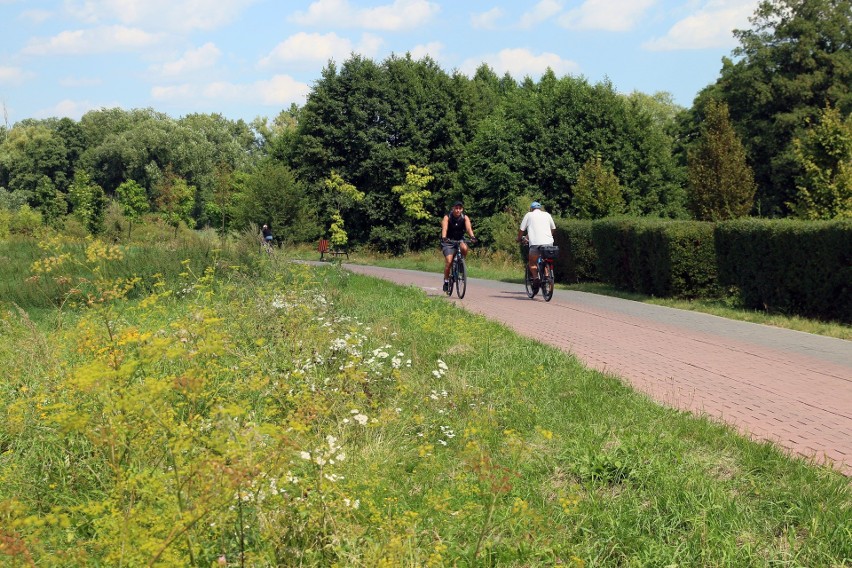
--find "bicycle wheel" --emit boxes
[541,262,554,302]
[456,257,467,299]
[524,265,535,298]
[446,263,455,296]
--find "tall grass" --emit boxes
[0,228,259,311]
[1,241,849,566]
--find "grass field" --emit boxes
[1,237,849,566]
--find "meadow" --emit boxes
[0,235,850,566]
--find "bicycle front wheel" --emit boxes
[456,257,467,299]
[541,263,554,302]
[524,265,535,298]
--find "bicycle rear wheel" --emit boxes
[456,257,467,299]
[541,263,554,302]
[524,265,535,298]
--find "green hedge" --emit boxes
[555,219,596,283]
[586,218,718,299]
[715,219,852,323]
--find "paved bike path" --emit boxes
[341,263,852,476]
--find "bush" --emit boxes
[716,219,852,322]
[8,205,43,236]
[588,217,719,298]
[556,219,597,283]
[0,208,10,239]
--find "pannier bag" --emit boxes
[539,245,559,259]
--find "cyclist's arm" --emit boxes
[464,216,475,240]
[517,213,530,242]
[440,215,449,241]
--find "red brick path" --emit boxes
[343,264,852,476]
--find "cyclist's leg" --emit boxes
[527,249,540,281]
[442,246,454,291]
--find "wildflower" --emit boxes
[299,451,311,460]
[353,413,368,426]
[437,359,448,371]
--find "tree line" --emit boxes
[1,0,849,252]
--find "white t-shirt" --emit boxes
[519,210,555,246]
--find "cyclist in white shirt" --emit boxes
[517,201,556,292]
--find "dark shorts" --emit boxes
[442,242,462,257]
[528,244,546,256]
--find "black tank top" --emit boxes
[446,212,465,240]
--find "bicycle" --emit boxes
[260,237,274,256]
[443,238,473,299]
[522,239,558,302]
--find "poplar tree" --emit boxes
[687,100,756,221]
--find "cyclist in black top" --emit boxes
[440,201,476,292]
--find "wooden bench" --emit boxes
[318,238,349,260]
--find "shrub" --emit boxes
[9,205,43,236]
[716,218,852,322]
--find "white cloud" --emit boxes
[22,26,160,55]
[63,0,258,32]
[519,0,563,29]
[409,42,443,61]
[291,0,440,31]
[471,7,503,30]
[21,9,53,24]
[559,0,656,31]
[643,0,758,51]
[34,99,100,120]
[461,48,579,79]
[155,42,221,76]
[259,32,383,68]
[0,66,33,86]
[152,75,310,107]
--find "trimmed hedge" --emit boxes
[555,219,596,283]
[586,218,718,299]
[715,219,852,323]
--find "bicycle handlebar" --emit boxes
[441,237,476,246]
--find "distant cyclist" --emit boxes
[440,200,476,292]
[517,201,555,294]
[261,224,274,251]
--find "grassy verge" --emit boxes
[2,248,849,566]
[283,244,851,340]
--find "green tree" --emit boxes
[790,103,852,218]
[153,166,195,235]
[392,164,434,251]
[115,179,150,238]
[687,100,757,221]
[392,165,433,221]
[572,153,625,219]
[323,170,364,248]
[0,123,71,220]
[234,159,318,243]
[68,170,107,234]
[708,0,852,215]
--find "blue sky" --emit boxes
[0,0,760,125]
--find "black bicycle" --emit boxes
[444,238,472,299]
[523,240,558,302]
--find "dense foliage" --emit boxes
[703,0,852,216]
[0,0,849,250]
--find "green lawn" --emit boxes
[1,241,849,566]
